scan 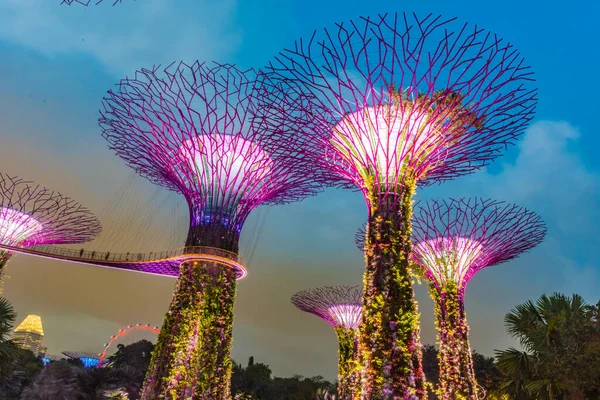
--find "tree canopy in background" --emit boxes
[0,294,599,399]
[231,356,336,400]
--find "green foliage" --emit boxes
[231,357,336,400]
[495,293,600,400]
[389,87,485,131]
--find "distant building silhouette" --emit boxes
[12,314,44,356]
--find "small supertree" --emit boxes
[292,286,362,400]
[99,62,321,399]
[411,198,546,399]
[0,173,101,286]
[259,12,537,398]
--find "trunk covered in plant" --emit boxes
[141,229,238,400]
[431,283,478,399]
[335,326,360,399]
[358,181,426,399]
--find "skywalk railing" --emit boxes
[14,244,246,267]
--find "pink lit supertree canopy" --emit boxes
[411,198,546,398]
[0,173,101,282]
[99,62,321,399]
[292,285,362,399]
[258,12,537,398]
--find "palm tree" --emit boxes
[0,297,18,375]
[495,293,594,400]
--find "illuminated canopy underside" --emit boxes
[291,286,363,329]
[331,104,450,186]
[327,304,362,330]
[178,134,273,224]
[0,207,44,248]
[413,237,483,287]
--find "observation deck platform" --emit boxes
[0,243,247,279]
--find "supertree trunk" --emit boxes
[431,283,478,399]
[334,326,360,400]
[0,255,11,294]
[358,180,426,400]
[141,227,238,400]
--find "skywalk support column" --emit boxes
[141,223,240,399]
[141,260,237,398]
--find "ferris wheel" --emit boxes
[98,323,160,366]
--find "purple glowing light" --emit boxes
[178,134,273,209]
[327,304,362,330]
[0,207,43,247]
[331,105,448,186]
[291,286,362,329]
[412,198,546,291]
[0,173,101,257]
[413,237,483,287]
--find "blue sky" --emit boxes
[0,0,599,380]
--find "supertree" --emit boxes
[0,173,101,285]
[99,62,321,399]
[258,12,537,398]
[411,198,546,398]
[292,286,363,400]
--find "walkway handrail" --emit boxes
[0,243,247,279]
[21,244,245,265]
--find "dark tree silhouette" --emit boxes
[108,339,154,372]
[20,360,84,399]
[496,293,600,400]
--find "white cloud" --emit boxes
[0,0,242,75]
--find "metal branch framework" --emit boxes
[100,62,322,400]
[0,173,102,266]
[260,12,537,195]
[259,12,537,399]
[292,286,362,399]
[411,198,547,294]
[292,285,362,329]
